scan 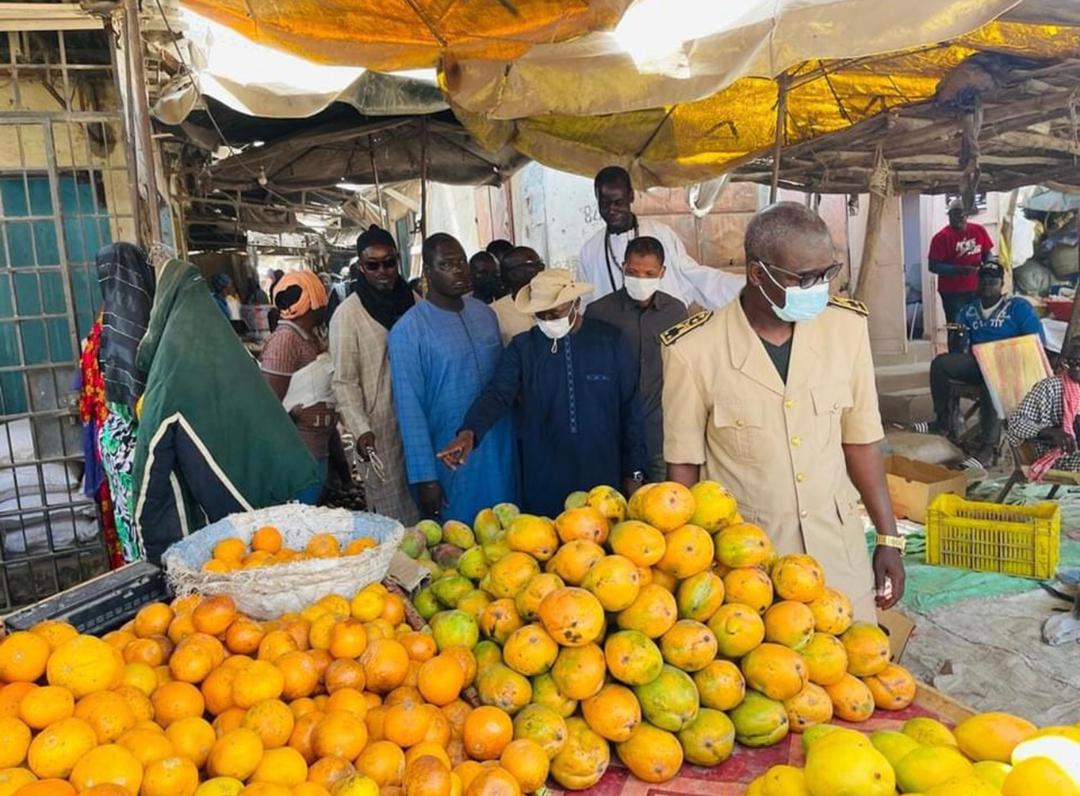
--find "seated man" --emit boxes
[1007,339,1080,476]
[918,260,1044,464]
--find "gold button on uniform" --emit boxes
[791,436,801,447]
[784,399,794,409]
[735,419,744,428]
[799,509,808,518]
[796,473,805,482]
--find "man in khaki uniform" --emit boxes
[662,202,905,621]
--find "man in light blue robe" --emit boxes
[388,234,517,522]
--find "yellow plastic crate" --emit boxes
[925,494,1060,579]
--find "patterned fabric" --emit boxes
[329,294,419,524]
[99,401,141,561]
[97,242,154,411]
[261,321,336,459]
[1008,375,1080,473]
[956,295,1044,345]
[388,298,517,522]
[79,319,107,426]
[95,480,124,569]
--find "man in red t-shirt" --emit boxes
[928,199,995,324]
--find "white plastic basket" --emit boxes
[162,504,403,619]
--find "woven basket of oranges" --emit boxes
[162,505,403,619]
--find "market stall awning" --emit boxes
[446,0,1080,187]
[177,0,632,70]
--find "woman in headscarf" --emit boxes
[329,225,420,523]
[78,242,155,564]
[261,270,339,503]
[209,272,239,320]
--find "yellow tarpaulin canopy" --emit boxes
[180,0,1080,188]
[178,0,632,71]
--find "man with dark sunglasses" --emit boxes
[329,225,420,524]
[662,201,905,624]
[490,246,544,346]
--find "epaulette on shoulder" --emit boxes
[661,310,713,346]
[828,295,869,317]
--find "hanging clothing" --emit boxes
[134,259,321,563]
[578,217,743,310]
[99,401,141,561]
[97,242,155,412]
[461,320,646,518]
[388,298,516,522]
[330,293,419,524]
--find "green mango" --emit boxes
[493,502,520,529]
[431,574,474,608]
[413,587,440,620]
[430,609,479,651]
[563,491,588,510]
[473,508,504,545]
[417,519,443,547]
[398,527,427,558]
[443,520,476,549]
[458,546,489,580]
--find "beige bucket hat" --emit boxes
[513,269,593,314]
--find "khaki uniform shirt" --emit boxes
[490,294,536,346]
[662,297,883,621]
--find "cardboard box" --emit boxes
[885,454,968,525]
[877,608,915,662]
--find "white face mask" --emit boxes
[624,275,660,302]
[537,304,577,350]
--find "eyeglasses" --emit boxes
[362,256,398,272]
[755,259,843,289]
[507,260,544,273]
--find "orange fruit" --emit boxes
[134,604,175,639]
[654,525,714,579]
[420,705,451,747]
[122,662,158,697]
[290,697,318,719]
[345,538,377,555]
[170,633,222,684]
[0,681,37,718]
[0,715,31,768]
[231,661,284,709]
[279,619,311,651]
[312,711,369,760]
[114,685,153,723]
[202,560,230,574]
[770,554,826,603]
[418,656,465,707]
[463,707,513,761]
[329,621,368,660]
[292,785,331,796]
[405,742,451,770]
[151,681,205,727]
[463,766,520,796]
[18,686,74,730]
[102,630,136,650]
[201,666,239,716]
[441,647,477,689]
[324,659,366,693]
[722,568,774,615]
[207,728,265,780]
[193,596,238,636]
[306,756,356,790]
[14,779,77,796]
[80,784,133,796]
[400,633,438,663]
[278,651,319,701]
[324,688,367,718]
[361,640,409,694]
[142,755,199,796]
[384,703,431,748]
[69,744,143,793]
[73,690,137,742]
[305,533,340,558]
[166,716,217,767]
[537,588,605,647]
[381,594,406,627]
[124,637,169,667]
[118,725,176,767]
[213,707,247,738]
[251,527,283,554]
[213,538,247,563]
[225,621,266,656]
[403,755,451,796]
[499,739,549,792]
[243,699,295,749]
[0,632,51,683]
[287,710,323,763]
[250,746,308,786]
[30,621,79,651]
[257,631,298,663]
[356,740,406,787]
[454,762,483,793]
[168,615,197,646]
[862,663,917,711]
[26,718,100,779]
[581,684,641,743]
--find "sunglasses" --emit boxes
[755,259,843,290]
[362,256,398,272]
[507,260,545,273]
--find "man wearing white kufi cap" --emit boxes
[438,269,649,516]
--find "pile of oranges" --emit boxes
[0,581,532,796]
[201,527,377,573]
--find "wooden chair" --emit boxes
[966,334,1071,502]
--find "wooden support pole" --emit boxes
[770,75,788,204]
[419,119,428,239]
[1064,212,1080,355]
[854,187,885,303]
[123,0,161,246]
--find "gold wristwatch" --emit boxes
[875,534,906,553]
